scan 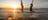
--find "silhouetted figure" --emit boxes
[30,3,33,12]
[8,16,13,20]
[21,0,24,12]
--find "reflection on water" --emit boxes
[0,8,48,20]
[0,8,40,20]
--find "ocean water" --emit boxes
[0,8,48,20]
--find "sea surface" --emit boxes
[0,8,48,20]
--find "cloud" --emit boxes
[33,0,48,8]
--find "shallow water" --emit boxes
[0,8,48,20]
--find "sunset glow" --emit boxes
[13,9,16,19]
[11,5,18,8]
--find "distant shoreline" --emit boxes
[0,8,48,10]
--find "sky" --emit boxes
[33,0,48,8]
[0,0,48,8]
